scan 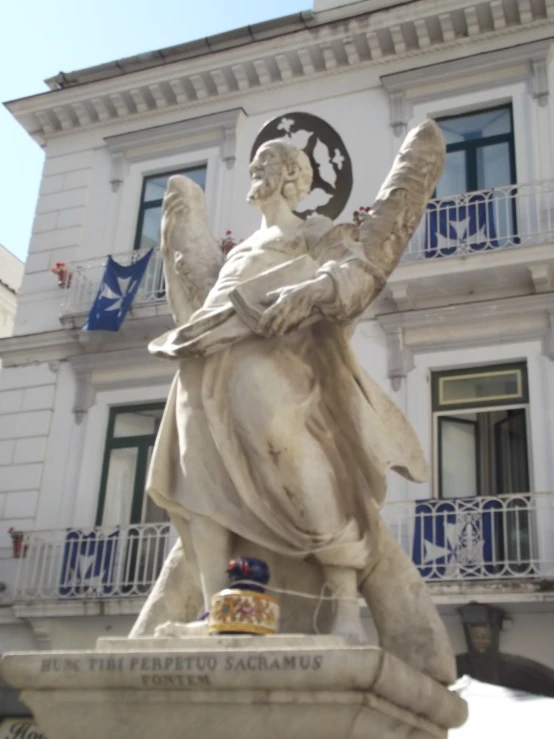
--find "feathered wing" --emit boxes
[356,119,445,283]
[160,175,223,326]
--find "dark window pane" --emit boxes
[114,409,163,438]
[137,206,162,251]
[439,108,512,144]
[136,166,207,252]
[143,166,206,202]
[436,150,467,197]
[144,175,171,203]
[477,142,512,190]
[439,369,522,407]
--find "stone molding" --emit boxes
[6,1,554,144]
[381,38,553,100]
[105,108,244,190]
[376,292,554,383]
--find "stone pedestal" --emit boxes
[1,636,467,739]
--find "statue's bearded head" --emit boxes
[247,139,313,211]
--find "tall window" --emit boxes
[96,404,166,526]
[435,106,516,198]
[134,166,207,252]
[428,362,533,576]
[432,363,529,499]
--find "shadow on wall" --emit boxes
[456,652,554,698]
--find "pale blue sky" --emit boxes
[0,0,309,262]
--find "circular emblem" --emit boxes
[251,112,353,220]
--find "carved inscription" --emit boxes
[39,653,324,689]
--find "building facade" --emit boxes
[1,0,554,713]
[0,246,23,341]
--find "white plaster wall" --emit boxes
[0,622,37,654]
[0,363,57,549]
[0,247,23,340]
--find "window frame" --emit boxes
[431,362,529,412]
[110,143,221,260]
[432,362,530,500]
[95,402,165,526]
[436,104,517,194]
[132,165,207,253]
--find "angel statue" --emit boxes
[130,120,457,687]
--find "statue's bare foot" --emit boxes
[330,603,368,645]
[154,620,210,638]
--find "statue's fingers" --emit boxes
[256,307,278,336]
[260,289,283,307]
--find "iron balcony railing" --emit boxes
[62,180,554,317]
[58,179,554,317]
[13,522,171,602]
[12,494,554,603]
[404,179,554,261]
[381,493,554,582]
[59,247,167,318]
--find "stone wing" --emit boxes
[161,175,223,326]
[357,119,445,283]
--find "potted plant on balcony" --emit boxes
[8,528,27,558]
[50,262,73,288]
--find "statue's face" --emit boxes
[247,144,284,205]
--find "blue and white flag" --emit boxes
[425,193,498,258]
[412,498,501,579]
[59,529,119,597]
[83,249,153,331]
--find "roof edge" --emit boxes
[44,11,316,91]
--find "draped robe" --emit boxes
[147,215,428,573]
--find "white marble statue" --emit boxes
[132,120,457,686]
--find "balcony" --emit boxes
[381,493,554,584]
[12,522,170,604]
[403,179,554,262]
[57,179,554,321]
[59,247,166,322]
[11,494,553,612]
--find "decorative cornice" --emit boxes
[6,1,554,144]
[105,108,244,164]
[381,38,554,105]
[377,292,554,360]
[68,346,174,421]
[104,108,244,189]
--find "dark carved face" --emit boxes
[247,144,284,205]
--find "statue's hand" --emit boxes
[255,274,334,337]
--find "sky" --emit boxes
[0,0,310,262]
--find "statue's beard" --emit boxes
[247,172,280,204]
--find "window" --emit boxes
[133,166,207,252]
[96,403,167,526]
[426,363,533,577]
[423,106,518,257]
[432,363,529,499]
[435,106,516,198]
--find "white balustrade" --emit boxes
[403,179,554,261]
[13,523,171,602]
[381,493,554,581]
[58,180,554,318]
[12,495,554,603]
[60,247,165,318]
